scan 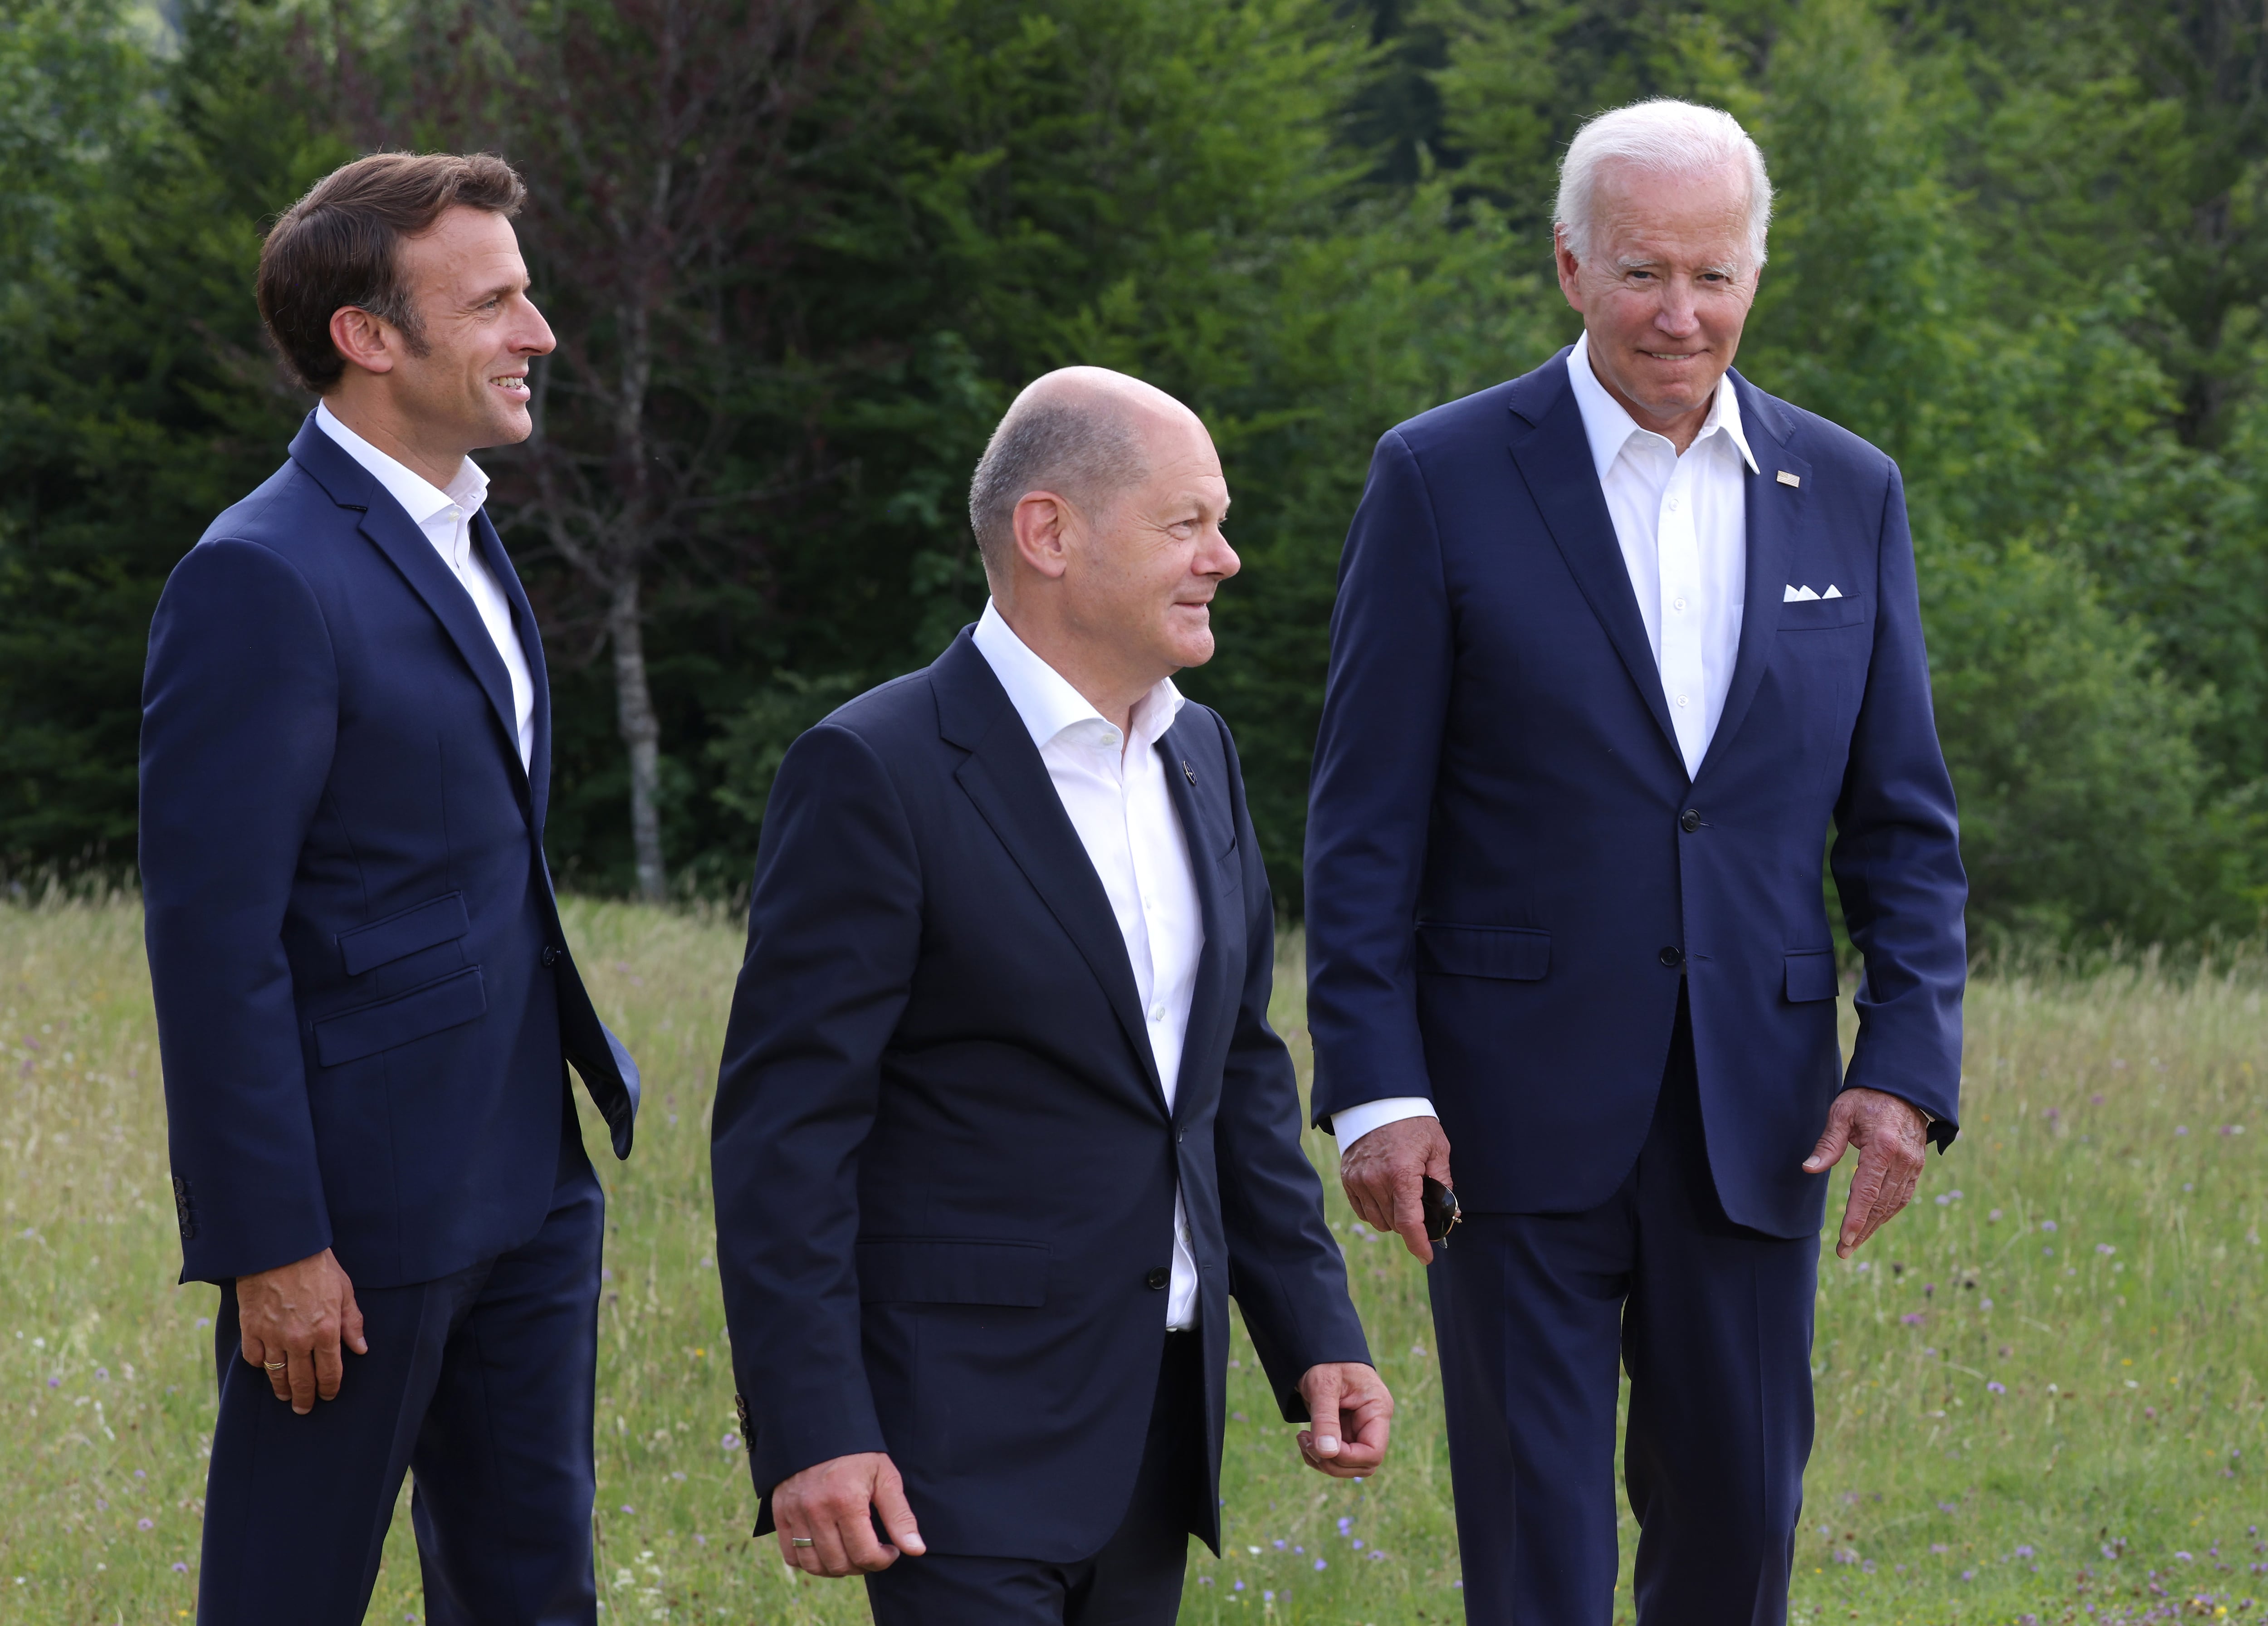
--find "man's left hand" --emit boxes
[1295,1362,1392,1479]
[1803,1087,1929,1260]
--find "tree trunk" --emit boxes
[607,571,666,901]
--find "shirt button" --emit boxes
[1673,597,1687,613]
[1149,1005,1166,1022]
[1676,693,1691,708]
[1666,495,1681,511]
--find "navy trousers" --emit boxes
[1429,990,1818,1625]
[864,1330,1206,1626]
[197,1116,605,1625]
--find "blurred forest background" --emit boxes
[4,0,2268,946]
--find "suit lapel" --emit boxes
[1701,374,1811,778]
[933,636,1169,1118]
[289,417,530,799]
[473,509,551,830]
[1503,353,1684,769]
[1158,714,1235,1125]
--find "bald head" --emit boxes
[968,367,1202,580]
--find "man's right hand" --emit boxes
[1339,1117,1455,1263]
[772,1451,927,1577]
[235,1247,367,1414]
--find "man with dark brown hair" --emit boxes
[141,150,638,1622]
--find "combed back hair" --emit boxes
[1554,99,1773,271]
[257,151,527,393]
[967,393,1148,575]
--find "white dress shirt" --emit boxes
[1330,332,1758,1150]
[971,601,1204,1330]
[314,400,536,771]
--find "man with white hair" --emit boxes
[1306,100,1967,1619]
[712,367,1388,1624]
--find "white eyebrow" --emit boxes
[1614,255,1746,280]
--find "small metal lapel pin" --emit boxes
[1182,760,1197,785]
[1776,469,1801,488]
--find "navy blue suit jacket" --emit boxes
[711,631,1369,1561]
[1306,352,1966,1239]
[141,414,638,1291]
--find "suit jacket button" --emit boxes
[541,946,560,967]
[1680,808,1703,832]
[1658,946,1685,968]
[1145,1267,1170,1290]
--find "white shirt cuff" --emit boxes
[1330,1097,1438,1147]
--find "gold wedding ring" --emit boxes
[791,1538,815,1548]
[264,1360,288,1370]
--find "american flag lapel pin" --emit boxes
[1776,469,1801,488]
[1183,760,1196,785]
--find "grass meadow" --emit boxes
[1,895,2264,1624]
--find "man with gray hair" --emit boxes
[1306,100,1967,1619]
[712,367,1388,1625]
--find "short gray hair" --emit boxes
[967,394,1146,575]
[1555,98,1773,270]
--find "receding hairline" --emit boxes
[965,367,1215,576]
[999,366,1203,456]
[1554,98,1773,271]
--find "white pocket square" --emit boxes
[1782,584,1843,602]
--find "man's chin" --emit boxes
[1163,629,1216,670]
[475,404,536,449]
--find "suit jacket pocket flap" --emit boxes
[857,1239,1049,1307]
[1778,596,1868,629]
[1784,950,1840,1003]
[337,893,470,977]
[314,967,488,1066]
[1417,923,1551,981]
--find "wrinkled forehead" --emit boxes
[400,206,529,298]
[1133,410,1228,508]
[1590,160,1754,265]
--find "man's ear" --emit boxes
[1554,228,1586,314]
[328,306,401,378]
[1010,491,1073,581]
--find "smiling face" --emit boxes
[335,205,555,470]
[394,206,553,450]
[1060,404,1238,681]
[1556,158,1759,441]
